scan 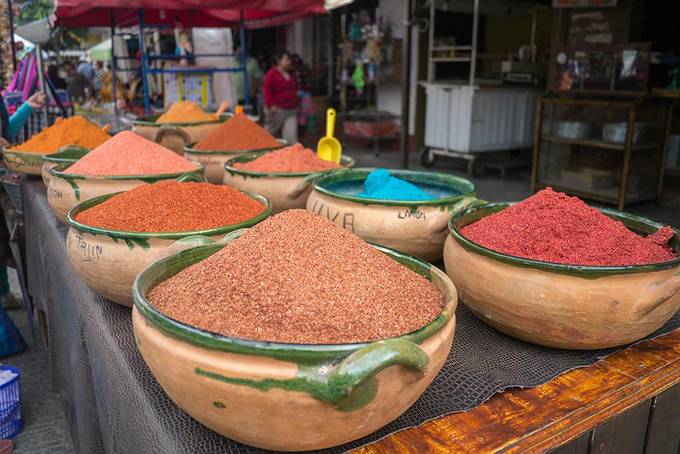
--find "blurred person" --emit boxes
[63,61,92,102]
[263,50,300,144]
[233,46,262,106]
[0,90,46,309]
[47,65,67,90]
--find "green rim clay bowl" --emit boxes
[307,168,475,262]
[3,147,49,176]
[183,139,287,184]
[444,202,680,349]
[132,235,457,451]
[66,190,271,307]
[223,152,356,214]
[41,146,91,186]
[47,162,205,222]
[133,112,232,154]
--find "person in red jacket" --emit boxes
[262,50,300,143]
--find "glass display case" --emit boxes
[531,95,671,210]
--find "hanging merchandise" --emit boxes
[348,13,361,41]
[352,62,365,95]
[364,38,383,65]
[341,67,350,85]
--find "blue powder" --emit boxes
[359,168,435,201]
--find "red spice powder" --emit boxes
[147,209,443,344]
[194,112,281,150]
[233,143,342,173]
[66,131,199,176]
[461,188,677,266]
[74,181,266,232]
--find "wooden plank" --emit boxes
[549,432,591,454]
[589,401,652,454]
[644,383,680,454]
[353,329,680,454]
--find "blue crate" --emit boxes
[0,366,21,439]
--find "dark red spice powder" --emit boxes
[461,188,677,266]
[233,143,341,173]
[194,112,281,150]
[74,181,265,232]
[147,209,443,344]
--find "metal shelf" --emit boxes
[537,180,656,205]
[430,57,472,62]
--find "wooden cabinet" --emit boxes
[531,95,670,210]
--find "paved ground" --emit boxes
[2,146,678,454]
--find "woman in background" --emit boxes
[262,50,300,144]
[0,91,46,309]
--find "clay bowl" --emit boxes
[307,168,476,262]
[3,147,49,176]
[133,113,231,154]
[444,203,680,349]
[183,139,286,184]
[66,191,271,307]
[223,153,356,214]
[47,163,204,222]
[132,235,457,451]
[41,146,90,186]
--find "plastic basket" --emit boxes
[0,366,21,439]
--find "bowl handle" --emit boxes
[155,125,191,147]
[288,172,322,200]
[323,339,429,409]
[176,172,206,183]
[636,271,680,316]
[55,145,89,154]
[433,196,487,235]
[148,231,247,263]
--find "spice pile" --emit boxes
[359,168,434,201]
[233,143,341,173]
[156,101,216,124]
[148,209,443,344]
[66,132,199,176]
[75,181,265,232]
[11,116,110,153]
[461,188,677,266]
[194,112,281,150]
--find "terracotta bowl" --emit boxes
[66,191,271,307]
[444,203,680,349]
[41,146,90,186]
[306,169,475,262]
[223,153,356,214]
[132,113,231,154]
[132,238,457,451]
[47,163,204,221]
[3,147,48,175]
[183,139,286,184]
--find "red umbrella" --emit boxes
[53,0,327,28]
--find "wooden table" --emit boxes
[353,329,680,453]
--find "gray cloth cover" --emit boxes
[22,179,680,454]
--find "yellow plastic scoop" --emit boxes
[234,105,244,115]
[317,108,342,164]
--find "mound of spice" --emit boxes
[360,168,434,201]
[66,131,199,176]
[233,143,341,173]
[75,181,265,232]
[148,209,443,344]
[461,188,677,266]
[194,112,281,150]
[11,116,110,153]
[156,101,216,124]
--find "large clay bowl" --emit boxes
[133,113,231,154]
[223,153,355,214]
[3,147,47,175]
[41,146,90,186]
[66,191,271,307]
[132,238,457,451]
[183,139,286,184]
[307,168,476,262]
[47,163,204,221]
[444,203,680,349]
